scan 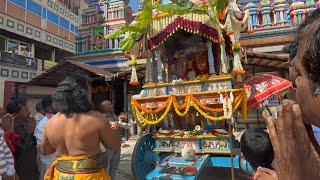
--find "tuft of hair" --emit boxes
[282,40,298,60]
[41,95,53,111]
[35,102,43,112]
[6,97,28,114]
[240,128,274,170]
[52,71,93,116]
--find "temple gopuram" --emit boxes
[240,0,319,54]
[237,0,320,127]
[68,0,134,72]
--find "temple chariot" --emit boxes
[107,0,253,179]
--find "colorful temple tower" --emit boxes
[240,0,319,55]
[69,0,134,72]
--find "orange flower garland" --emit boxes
[132,96,172,114]
[129,81,140,85]
[232,70,246,75]
[172,95,189,110]
[173,96,191,117]
[189,95,223,113]
[131,89,247,125]
[189,90,245,113]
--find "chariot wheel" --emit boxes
[131,133,156,180]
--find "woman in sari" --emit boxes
[41,73,121,180]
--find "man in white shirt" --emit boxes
[100,100,121,180]
[34,95,56,180]
[24,48,33,58]
[34,102,45,125]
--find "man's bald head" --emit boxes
[100,100,113,113]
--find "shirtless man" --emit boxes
[41,73,121,179]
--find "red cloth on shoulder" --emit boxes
[4,131,21,164]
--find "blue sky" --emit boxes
[129,1,139,12]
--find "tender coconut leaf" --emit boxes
[157,4,206,15]
[171,0,204,11]
[214,0,227,15]
[139,0,153,28]
[105,24,142,39]
[120,32,139,51]
[104,29,123,39]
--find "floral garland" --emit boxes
[192,93,244,121]
[173,96,191,117]
[222,96,233,119]
[132,108,148,128]
[131,90,247,126]
[189,90,245,113]
[132,97,173,126]
[190,95,223,113]
[172,95,189,110]
[132,96,172,114]
[192,100,225,121]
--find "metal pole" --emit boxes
[229,119,235,180]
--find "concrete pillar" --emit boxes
[0,79,5,107]
[51,49,56,62]
[31,43,35,58]
[37,59,43,75]
[206,42,215,74]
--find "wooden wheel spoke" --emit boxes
[132,134,156,180]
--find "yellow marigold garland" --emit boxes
[132,96,172,114]
[132,97,173,125]
[131,89,247,125]
[131,104,148,127]
[173,95,191,117]
[189,90,245,113]
[192,100,225,121]
[172,95,189,110]
[192,93,244,121]
[190,95,223,113]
